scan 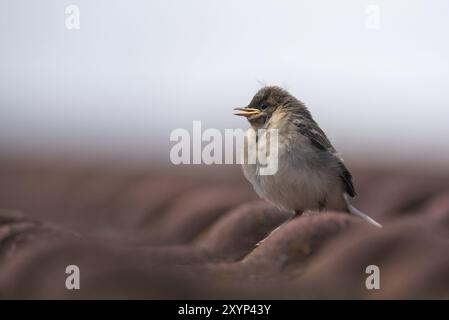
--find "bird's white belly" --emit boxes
[244,162,329,212]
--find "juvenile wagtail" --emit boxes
[234,86,382,228]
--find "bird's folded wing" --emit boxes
[293,118,356,197]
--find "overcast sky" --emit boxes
[1,0,448,166]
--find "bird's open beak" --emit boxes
[233,107,261,117]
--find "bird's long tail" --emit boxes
[343,193,382,228]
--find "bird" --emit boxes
[233,86,382,228]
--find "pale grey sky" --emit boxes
[1,0,448,165]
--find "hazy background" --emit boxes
[1,0,448,167]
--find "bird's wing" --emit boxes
[293,118,357,197]
[294,120,334,151]
[336,160,356,197]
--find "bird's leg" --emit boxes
[256,209,303,247]
[318,199,327,212]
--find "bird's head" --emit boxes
[234,86,306,128]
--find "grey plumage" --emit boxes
[235,86,382,228]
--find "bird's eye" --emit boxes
[260,104,268,110]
